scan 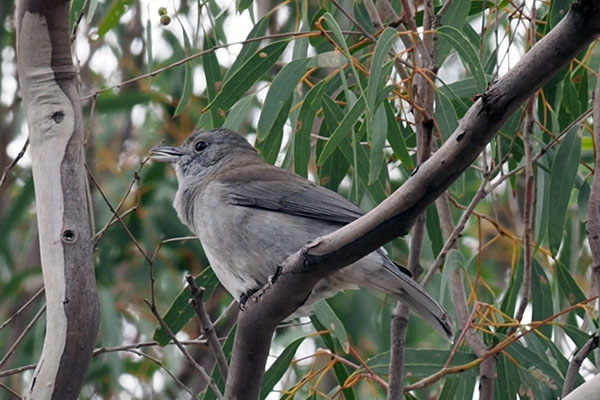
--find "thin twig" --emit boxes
[0,382,21,399]
[144,299,224,400]
[86,164,152,263]
[81,30,362,100]
[0,305,46,369]
[0,138,29,191]
[185,274,229,380]
[0,287,44,333]
[92,153,151,245]
[511,5,538,332]
[124,349,198,398]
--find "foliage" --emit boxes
[1,0,599,399]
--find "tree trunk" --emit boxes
[16,1,100,399]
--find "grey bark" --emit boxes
[16,1,100,399]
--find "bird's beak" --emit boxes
[150,146,184,163]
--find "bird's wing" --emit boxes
[218,164,364,224]
[219,164,413,278]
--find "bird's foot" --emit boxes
[239,288,258,311]
[238,267,283,311]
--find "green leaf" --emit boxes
[313,300,349,353]
[548,128,581,254]
[505,341,563,395]
[210,40,289,113]
[153,267,220,346]
[578,181,590,222]
[555,261,586,318]
[237,0,253,12]
[311,316,357,400]
[437,0,471,63]
[426,204,443,258]
[499,259,523,330]
[440,375,476,399]
[146,18,153,78]
[294,80,327,177]
[203,35,225,127]
[546,0,572,32]
[225,16,269,80]
[437,25,487,93]
[222,95,254,131]
[173,28,193,118]
[255,96,292,164]
[202,325,236,400]
[435,90,459,140]
[257,58,310,140]
[98,0,134,38]
[318,95,352,190]
[531,260,553,338]
[384,100,413,169]
[259,336,306,399]
[494,354,520,400]
[319,95,387,202]
[368,104,387,185]
[70,0,86,32]
[317,96,366,166]
[366,28,397,111]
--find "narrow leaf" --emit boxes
[437,25,487,93]
[257,58,310,140]
[259,336,306,399]
[384,101,413,169]
[548,128,581,253]
[173,27,193,117]
[313,300,349,353]
[368,104,387,184]
[209,40,289,114]
[294,80,327,177]
[366,28,397,111]
[98,0,134,38]
[531,260,553,338]
[317,96,366,166]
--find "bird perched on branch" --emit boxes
[151,128,452,339]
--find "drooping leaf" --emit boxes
[209,40,289,114]
[548,128,581,254]
[437,25,487,93]
[294,80,327,177]
[257,58,310,140]
[173,27,193,118]
[259,336,306,399]
[531,260,553,338]
[98,0,135,38]
[317,96,366,166]
[313,300,349,353]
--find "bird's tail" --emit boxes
[370,267,454,340]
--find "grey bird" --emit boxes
[151,128,452,339]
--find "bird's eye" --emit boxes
[195,140,208,152]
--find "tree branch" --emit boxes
[223,2,600,399]
[185,274,229,380]
[563,335,600,397]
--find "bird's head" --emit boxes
[151,128,261,184]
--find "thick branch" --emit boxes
[562,335,600,397]
[224,2,600,399]
[16,1,100,399]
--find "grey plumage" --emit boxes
[151,128,453,339]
